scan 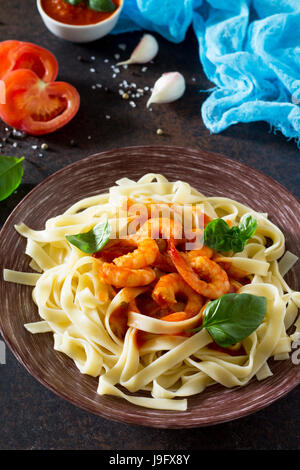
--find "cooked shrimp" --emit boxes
[168,240,230,299]
[133,217,184,245]
[152,252,177,272]
[93,238,136,262]
[113,238,159,269]
[182,227,203,249]
[97,261,156,288]
[152,273,203,316]
[189,256,231,299]
[185,247,214,260]
[150,237,176,272]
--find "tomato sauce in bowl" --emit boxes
[41,0,120,26]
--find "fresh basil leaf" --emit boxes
[64,0,83,5]
[203,215,257,253]
[64,0,116,12]
[203,218,231,252]
[88,0,116,12]
[66,218,111,254]
[0,155,24,201]
[239,214,258,241]
[193,293,267,348]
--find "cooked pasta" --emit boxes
[4,173,300,411]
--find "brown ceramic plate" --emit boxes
[0,145,299,428]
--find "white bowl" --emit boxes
[36,0,123,43]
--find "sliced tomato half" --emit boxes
[0,40,22,80]
[0,69,80,135]
[0,40,58,82]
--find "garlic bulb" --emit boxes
[146,72,186,108]
[117,34,159,66]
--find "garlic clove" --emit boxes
[146,72,186,108]
[117,34,159,66]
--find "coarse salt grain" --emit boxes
[129,101,136,108]
[90,68,96,73]
[12,129,25,138]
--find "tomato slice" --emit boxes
[0,41,22,80]
[0,80,5,105]
[0,40,58,82]
[0,69,80,135]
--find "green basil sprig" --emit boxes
[192,293,267,348]
[204,214,257,253]
[66,218,111,254]
[64,0,117,12]
[64,0,82,4]
[0,155,24,201]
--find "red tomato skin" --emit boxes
[0,40,58,82]
[0,69,80,136]
[0,41,22,80]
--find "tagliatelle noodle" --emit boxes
[3,173,300,411]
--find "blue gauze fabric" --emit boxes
[112,0,300,145]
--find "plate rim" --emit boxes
[1,144,300,429]
[2,144,300,225]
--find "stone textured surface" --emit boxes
[0,0,299,450]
